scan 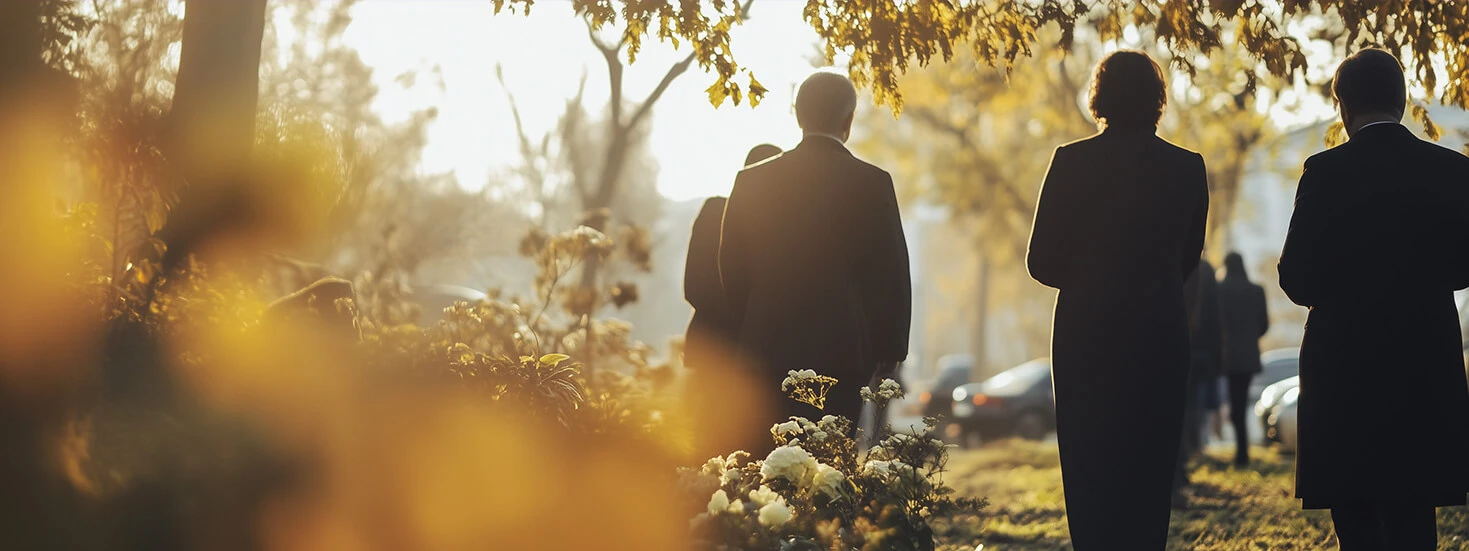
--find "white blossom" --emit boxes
[757,498,793,527]
[721,468,742,486]
[761,445,817,483]
[780,369,820,391]
[772,420,803,436]
[748,485,781,507]
[707,489,730,515]
[862,460,892,477]
[812,463,847,499]
[727,498,745,514]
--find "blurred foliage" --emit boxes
[682,378,985,551]
[494,0,1469,125]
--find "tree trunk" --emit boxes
[156,0,268,271]
[169,0,268,183]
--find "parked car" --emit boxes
[950,358,1055,444]
[408,284,487,326]
[1259,381,1301,453]
[1255,375,1300,449]
[920,354,974,419]
[1249,348,1301,406]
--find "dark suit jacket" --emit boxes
[683,197,737,369]
[1278,122,1469,508]
[1218,271,1269,375]
[719,136,911,419]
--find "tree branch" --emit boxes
[627,51,696,130]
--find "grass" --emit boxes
[931,440,1469,550]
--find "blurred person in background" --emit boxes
[1278,48,1469,550]
[683,143,781,457]
[1218,252,1269,467]
[1027,50,1208,549]
[1174,256,1222,507]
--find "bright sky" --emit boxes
[344,0,825,202]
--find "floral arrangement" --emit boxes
[682,371,986,551]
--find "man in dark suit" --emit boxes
[1218,252,1269,467]
[719,71,911,440]
[1278,48,1469,550]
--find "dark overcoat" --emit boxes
[719,136,912,426]
[1278,122,1469,509]
[683,196,738,370]
[1219,268,1270,375]
[1028,127,1208,548]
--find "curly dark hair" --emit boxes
[1088,50,1167,130]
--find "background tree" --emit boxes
[494,0,1469,128]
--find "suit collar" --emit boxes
[1349,121,1411,141]
[796,134,853,155]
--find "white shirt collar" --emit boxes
[1354,120,1400,134]
[803,132,847,147]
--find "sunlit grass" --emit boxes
[935,440,1469,550]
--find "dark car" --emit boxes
[950,358,1055,443]
[920,354,974,419]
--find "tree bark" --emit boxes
[169,0,268,184]
[157,0,268,271]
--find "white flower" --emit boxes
[780,369,820,391]
[878,378,903,397]
[862,460,892,477]
[701,456,727,476]
[721,468,741,486]
[707,489,730,515]
[724,451,750,468]
[727,498,745,514]
[761,445,817,483]
[757,498,793,527]
[817,415,842,431]
[810,430,829,441]
[748,485,781,507]
[812,463,846,499]
[772,420,803,436]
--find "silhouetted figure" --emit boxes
[720,72,911,449]
[1185,258,1224,453]
[1218,252,1269,467]
[683,144,782,455]
[1278,48,1469,550]
[1027,51,1208,549]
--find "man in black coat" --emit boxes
[719,71,911,440]
[1278,48,1469,550]
[1218,252,1269,467]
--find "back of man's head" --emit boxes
[795,71,858,138]
[1332,49,1407,119]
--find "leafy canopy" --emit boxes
[492,0,1469,113]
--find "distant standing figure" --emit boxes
[683,144,781,456]
[1278,49,1469,550]
[720,72,911,449]
[1218,252,1269,467]
[1027,51,1208,549]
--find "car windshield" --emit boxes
[980,360,1050,394]
[1260,357,1298,386]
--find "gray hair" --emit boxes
[795,71,857,135]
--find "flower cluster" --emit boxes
[780,369,839,409]
[859,377,905,409]
[683,377,986,550]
